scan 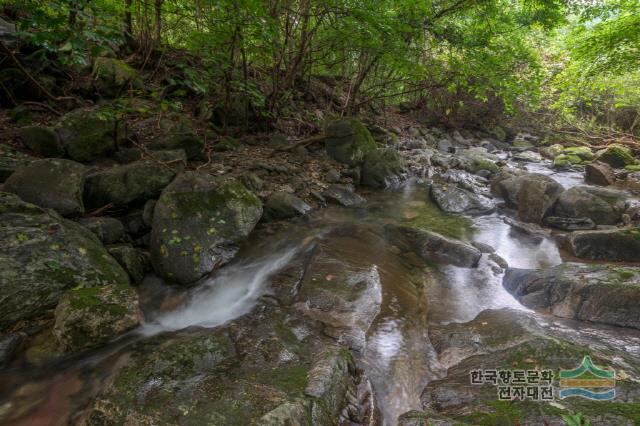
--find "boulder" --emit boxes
[324,118,377,166]
[596,143,636,168]
[107,244,147,284]
[262,192,311,221]
[570,228,640,261]
[148,133,204,160]
[0,332,26,369]
[53,283,140,352]
[512,151,543,163]
[361,148,405,188]
[321,184,366,207]
[0,192,129,332]
[78,217,125,244]
[3,158,86,216]
[0,144,36,182]
[544,216,596,231]
[150,172,262,285]
[504,263,640,329]
[515,173,564,223]
[539,143,563,160]
[56,107,128,162]
[92,57,142,98]
[84,159,181,209]
[19,126,65,157]
[457,147,500,175]
[585,161,616,186]
[430,183,495,215]
[385,225,481,268]
[553,186,627,225]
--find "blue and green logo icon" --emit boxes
[559,356,615,400]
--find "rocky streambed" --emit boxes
[1,116,640,425]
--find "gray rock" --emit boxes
[585,161,616,186]
[142,199,156,227]
[325,168,341,183]
[324,119,377,166]
[504,263,640,329]
[4,158,86,216]
[322,185,366,207]
[107,244,147,284]
[239,172,264,192]
[544,216,596,231]
[78,217,125,244]
[148,134,204,160]
[263,192,311,221]
[150,172,262,285]
[553,185,627,225]
[385,225,481,268]
[570,228,640,261]
[0,144,36,182]
[494,172,564,223]
[430,183,495,215]
[84,159,180,209]
[361,148,405,188]
[20,126,65,157]
[0,192,129,332]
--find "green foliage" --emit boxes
[561,412,592,426]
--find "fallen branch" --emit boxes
[271,134,327,155]
[84,202,115,217]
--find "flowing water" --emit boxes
[1,161,638,425]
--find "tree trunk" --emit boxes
[124,0,134,45]
[154,0,163,43]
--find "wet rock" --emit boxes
[324,118,377,166]
[3,159,86,216]
[293,248,382,350]
[504,263,640,329]
[19,126,65,157]
[53,284,140,352]
[385,225,481,268]
[503,217,549,242]
[430,183,495,215]
[488,253,508,270]
[457,147,500,175]
[570,228,640,261]
[56,106,128,162]
[496,173,564,224]
[585,161,616,186]
[361,148,405,188]
[553,186,627,225]
[0,192,129,332]
[263,192,311,221]
[78,217,125,244]
[471,241,494,253]
[322,185,366,207]
[107,244,147,284]
[0,332,26,368]
[512,150,543,163]
[596,143,636,168]
[544,216,596,231]
[0,144,36,182]
[84,159,180,209]
[150,172,262,285]
[92,57,142,98]
[86,306,361,425]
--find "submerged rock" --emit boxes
[262,192,311,221]
[504,263,640,329]
[385,225,481,268]
[0,192,129,331]
[430,183,495,215]
[361,148,405,188]
[324,118,377,166]
[53,283,140,352]
[3,158,86,216]
[553,185,627,225]
[570,227,640,261]
[84,159,181,209]
[150,172,262,285]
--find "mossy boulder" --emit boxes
[53,283,140,352]
[0,192,129,332]
[596,143,636,168]
[540,143,564,160]
[92,57,142,98]
[78,217,125,244]
[3,158,86,216]
[84,159,181,209]
[563,146,595,161]
[553,153,582,168]
[0,143,36,182]
[361,148,405,188]
[107,244,147,284]
[19,126,65,157]
[150,172,262,285]
[324,118,377,166]
[553,186,627,225]
[570,227,640,262]
[56,106,128,162]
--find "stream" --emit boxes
[2,157,640,425]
